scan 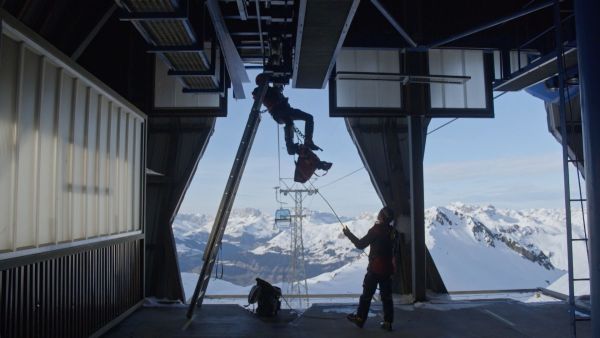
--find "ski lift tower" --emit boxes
[279,187,317,308]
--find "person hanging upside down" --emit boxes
[252,73,322,155]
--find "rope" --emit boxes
[494,91,508,100]
[307,181,344,229]
[426,90,509,136]
[294,126,305,142]
[427,118,458,135]
[317,167,365,189]
[280,293,302,314]
[307,181,368,258]
[277,124,282,183]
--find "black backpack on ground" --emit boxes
[247,278,282,317]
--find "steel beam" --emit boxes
[235,0,248,20]
[427,0,554,48]
[71,4,117,60]
[293,0,360,88]
[409,115,426,302]
[369,0,417,47]
[206,0,249,99]
[494,48,578,92]
[574,0,600,335]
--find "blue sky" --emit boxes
[179,70,567,217]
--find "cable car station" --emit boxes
[0,0,598,336]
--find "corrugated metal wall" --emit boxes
[0,11,147,337]
[0,15,145,252]
[0,237,144,338]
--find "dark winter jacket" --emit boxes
[252,85,289,115]
[346,223,395,276]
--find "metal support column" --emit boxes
[409,115,426,302]
[575,0,600,335]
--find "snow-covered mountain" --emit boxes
[174,204,589,296]
[174,208,368,286]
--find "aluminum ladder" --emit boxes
[186,84,268,319]
[553,1,591,336]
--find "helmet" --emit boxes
[255,73,269,86]
[379,206,394,225]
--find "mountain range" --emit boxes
[174,203,589,297]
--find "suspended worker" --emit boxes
[343,206,396,331]
[252,73,322,155]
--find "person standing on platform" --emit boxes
[343,206,396,331]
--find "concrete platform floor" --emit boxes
[104,300,591,337]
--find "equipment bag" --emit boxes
[248,278,282,317]
[294,145,320,183]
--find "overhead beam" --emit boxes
[427,0,554,48]
[493,48,578,91]
[71,4,117,60]
[206,0,249,99]
[369,0,416,47]
[292,0,360,89]
[236,0,248,20]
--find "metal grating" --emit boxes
[125,0,176,12]
[142,20,195,46]
[183,76,219,89]
[0,238,144,338]
[121,0,220,91]
[165,52,210,71]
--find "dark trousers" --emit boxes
[271,106,314,155]
[357,272,394,323]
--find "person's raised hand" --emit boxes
[342,225,351,237]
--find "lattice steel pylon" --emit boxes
[279,188,316,309]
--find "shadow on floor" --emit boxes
[103,300,591,338]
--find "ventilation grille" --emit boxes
[126,0,176,12]
[142,20,195,46]
[165,52,209,71]
[183,76,219,90]
[121,0,220,92]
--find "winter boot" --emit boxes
[317,161,332,171]
[380,321,392,331]
[346,313,365,328]
[304,139,322,151]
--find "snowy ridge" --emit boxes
[174,204,588,295]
